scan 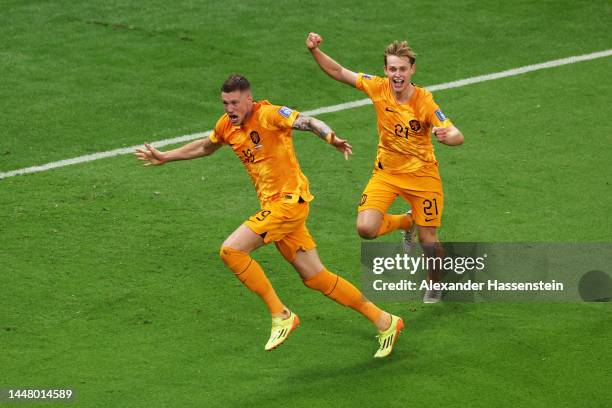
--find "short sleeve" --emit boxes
[209,130,219,144]
[208,116,227,144]
[356,73,384,98]
[426,97,453,128]
[264,105,300,129]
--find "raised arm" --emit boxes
[306,32,358,88]
[135,136,222,166]
[292,114,353,160]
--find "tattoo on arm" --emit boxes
[292,115,332,140]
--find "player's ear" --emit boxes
[411,63,416,74]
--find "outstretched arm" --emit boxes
[306,32,358,88]
[292,114,353,160]
[134,136,222,166]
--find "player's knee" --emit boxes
[302,275,316,290]
[219,246,231,264]
[219,246,254,278]
[357,223,378,239]
[302,268,334,293]
[418,227,438,244]
[219,245,244,266]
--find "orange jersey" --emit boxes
[209,101,313,206]
[356,73,453,173]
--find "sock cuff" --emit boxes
[219,246,251,274]
[303,268,338,295]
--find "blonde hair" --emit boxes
[384,41,416,65]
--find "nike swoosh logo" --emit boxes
[385,107,396,113]
[425,218,437,222]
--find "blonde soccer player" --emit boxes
[135,74,403,357]
[306,33,464,303]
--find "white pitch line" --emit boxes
[0,132,213,180]
[1,48,611,180]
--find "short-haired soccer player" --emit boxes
[135,74,403,357]
[306,33,464,303]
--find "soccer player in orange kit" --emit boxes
[306,33,464,303]
[135,74,403,357]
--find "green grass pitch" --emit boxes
[1,1,611,407]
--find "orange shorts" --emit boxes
[358,165,444,227]
[244,200,316,262]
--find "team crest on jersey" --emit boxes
[250,131,260,145]
[250,130,263,149]
[435,109,447,122]
[359,194,368,206]
[409,120,421,132]
[278,106,293,118]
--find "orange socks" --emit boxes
[219,246,284,315]
[303,268,383,324]
[220,248,383,325]
[376,213,412,237]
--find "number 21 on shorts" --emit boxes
[423,198,438,221]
